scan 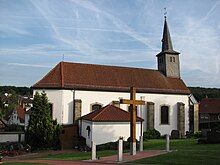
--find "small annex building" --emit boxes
[80,104,143,147]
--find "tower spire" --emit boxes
[156,14,181,78]
[162,17,173,51]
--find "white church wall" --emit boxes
[75,91,130,116]
[137,93,189,135]
[76,90,189,135]
[33,89,64,124]
[34,89,190,135]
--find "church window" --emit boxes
[160,105,169,124]
[170,57,172,62]
[86,126,91,138]
[49,103,53,117]
[173,57,175,62]
[91,103,102,112]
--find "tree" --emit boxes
[26,92,62,150]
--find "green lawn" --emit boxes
[3,139,220,165]
[42,150,117,160]
[134,139,220,165]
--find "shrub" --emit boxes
[193,131,202,138]
[143,129,161,140]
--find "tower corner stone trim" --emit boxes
[193,103,199,133]
[147,102,155,130]
[177,102,185,138]
[73,99,82,123]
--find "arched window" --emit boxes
[91,103,102,112]
[86,126,91,138]
[161,105,169,124]
[170,57,172,62]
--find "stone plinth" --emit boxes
[147,102,155,130]
[177,102,185,138]
[73,99,82,123]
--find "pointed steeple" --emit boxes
[156,16,181,78]
[162,17,173,51]
[157,17,179,55]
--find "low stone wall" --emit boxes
[0,132,25,143]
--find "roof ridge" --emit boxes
[32,63,60,87]
[62,61,157,72]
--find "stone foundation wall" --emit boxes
[73,99,82,123]
[147,102,155,130]
[194,103,199,133]
[177,102,185,138]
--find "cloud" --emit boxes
[7,63,51,68]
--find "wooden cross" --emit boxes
[120,87,145,155]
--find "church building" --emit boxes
[32,17,197,147]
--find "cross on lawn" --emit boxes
[120,86,145,155]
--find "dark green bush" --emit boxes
[193,131,202,138]
[143,129,161,140]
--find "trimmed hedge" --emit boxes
[143,129,161,140]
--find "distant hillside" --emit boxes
[0,86,32,96]
[189,87,220,102]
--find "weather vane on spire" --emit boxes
[62,54,65,62]
[164,7,167,19]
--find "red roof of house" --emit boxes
[16,106,25,123]
[33,62,190,95]
[81,104,144,122]
[199,98,220,114]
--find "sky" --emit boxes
[0,0,220,88]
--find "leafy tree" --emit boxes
[26,92,62,150]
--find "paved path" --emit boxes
[3,150,166,165]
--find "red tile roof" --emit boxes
[81,104,143,122]
[33,62,190,95]
[199,98,220,114]
[16,105,25,123]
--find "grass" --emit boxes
[134,139,220,165]
[42,150,117,160]
[3,139,220,164]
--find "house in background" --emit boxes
[199,98,220,130]
[6,105,25,127]
[19,96,33,130]
[4,96,33,129]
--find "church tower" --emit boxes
[156,17,180,78]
